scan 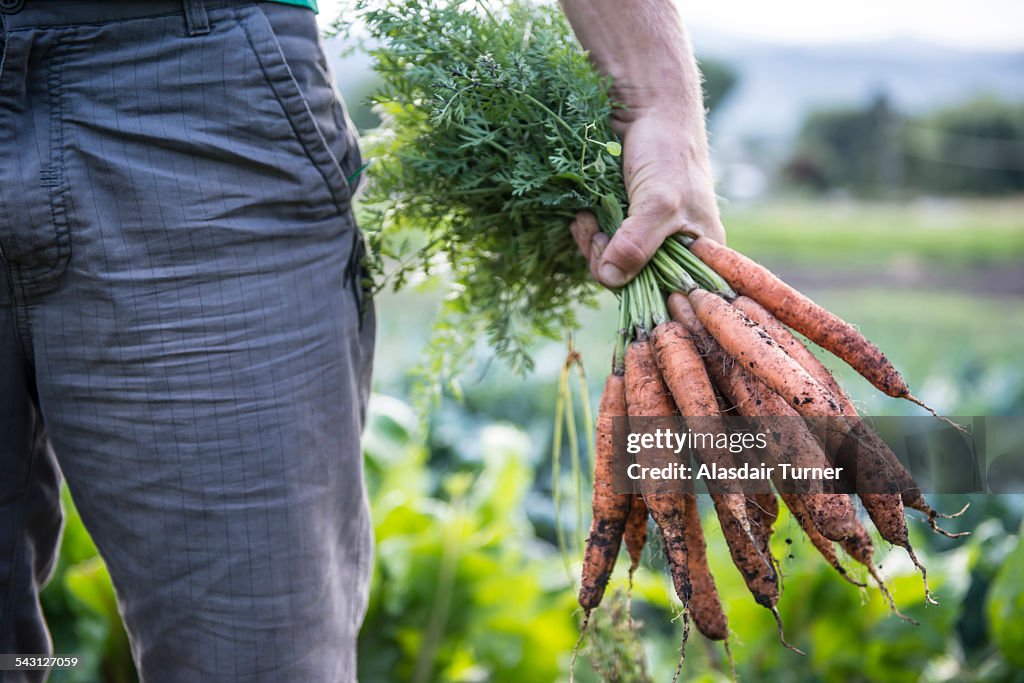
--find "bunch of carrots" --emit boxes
[578,235,969,675]
[348,2,969,673]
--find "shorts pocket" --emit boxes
[237,4,356,211]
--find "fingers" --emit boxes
[569,211,600,259]
[569,211,611,283]
[594,212,678,288]
[571,207,727,289]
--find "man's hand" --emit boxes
[570,112,725,287]
[560,0,726,289]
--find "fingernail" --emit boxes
[599,262,627,287]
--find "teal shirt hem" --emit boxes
[266,0,318,13]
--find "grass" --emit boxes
[720,198,1024,267]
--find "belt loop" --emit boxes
[183,0,210,36]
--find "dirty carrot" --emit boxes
[579,373,633,612]
[840,521,919,624]
[688,237,953,424]
[780,493,864,587]
[732,296,856,414]
[737,296,970,539]
[710,492,802,654]
[857,492,936,604]
[686,288,843,418]
[625,339,692,607]
[668,293,859,543]
[682,492,730,642]
[624,495,649,577]
[651,320,753,535]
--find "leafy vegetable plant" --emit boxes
[348,0,726,386]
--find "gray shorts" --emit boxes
[0,1,375,681]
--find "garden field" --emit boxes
[44,199,1024,682]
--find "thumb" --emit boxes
[594,213,677,288]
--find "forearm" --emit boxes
[562,0,725,284]
[558,0,704,123]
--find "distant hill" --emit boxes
[690,29,1024,143]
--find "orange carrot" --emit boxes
[649,306,799,651]
[736,296,970,539]
[732,296,856,413]
[702,294,934,599]
[625,339,692,607]
[579,373,633,612]
[856,491,936,604]
[650,320,752,535]
[682,493,730,642]
[689,237,951,423]
[686,288,843,418]
[710,491,801,654]
[668,293,859,543]
[624,495,649,576]
[780,493,864,587]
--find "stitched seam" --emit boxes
[21,36,72,289]
[12,275,34,361]
[238,6,351,213]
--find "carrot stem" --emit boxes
[663,238,735,297]
[627,281,645,338]
[614,290,630,374]
[645,269,669,326]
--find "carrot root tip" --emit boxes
[770,606,805,655]
[869,566,921,625]
[904,546,938,605]
[934,502,971,520]
[569,611,590,683]
[927,515,971,539]
[670,609,692,683]
[904,394,970,435]
[840,569,868,589]
[723,636,738,683]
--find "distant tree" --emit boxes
[904,97,1024,195]
[783,92,901,195]
[698,57,738,117]
[785,94,1024,196]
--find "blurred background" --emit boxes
[42,1,1024,681]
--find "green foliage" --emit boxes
[348,0,625,381]
[358,395,579,682]
[785,95,1024,197]
[697,58,738,116]
[783,93,903,194]
[41,488,136,683]
[905,97,1024,196]
[987,519,1024,669]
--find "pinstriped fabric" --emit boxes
[0,3,373,681]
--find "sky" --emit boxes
[316,0,1024,52]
